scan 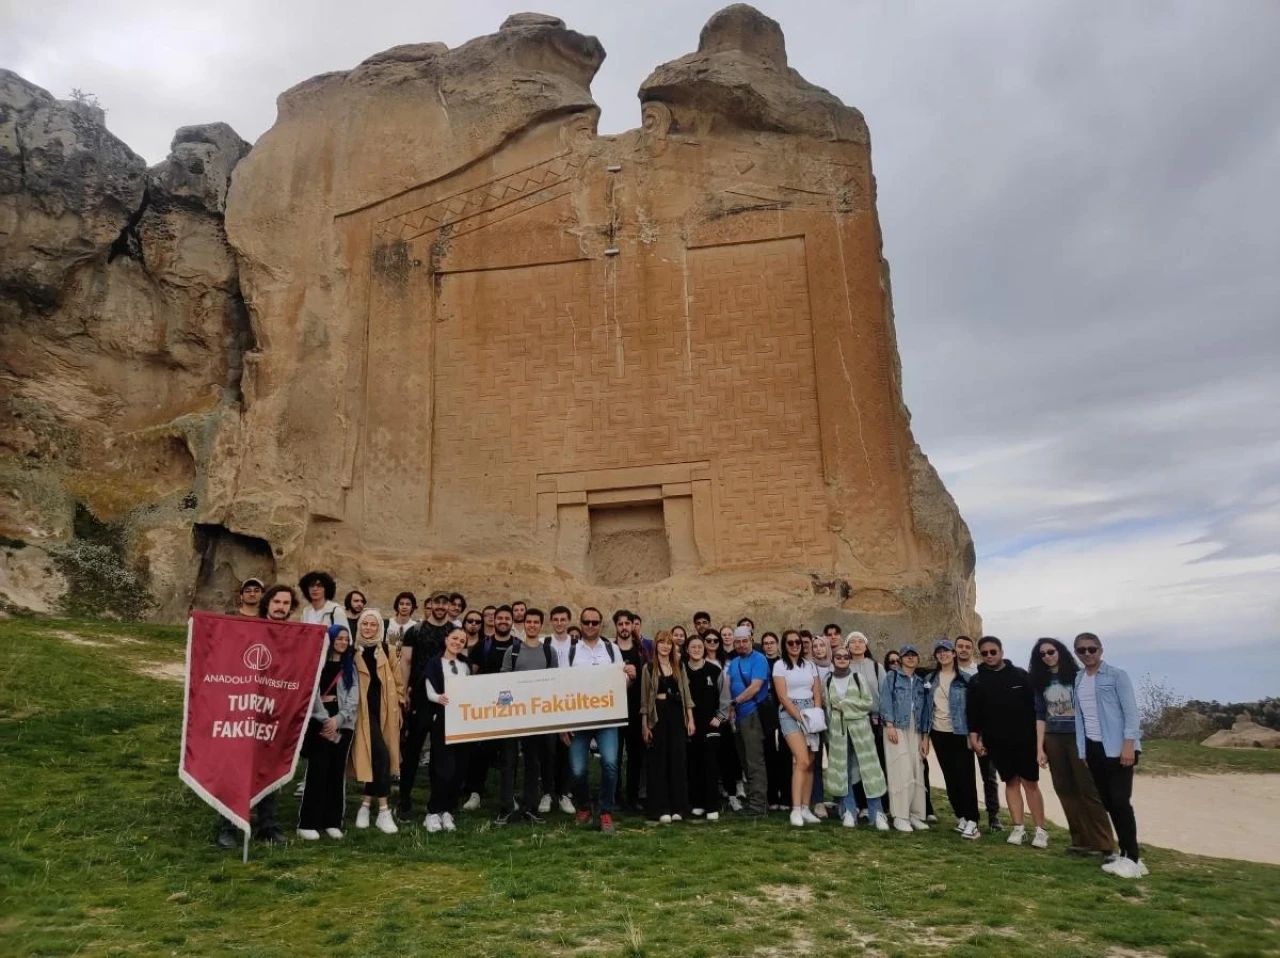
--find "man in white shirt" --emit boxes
[542,605,577,815]
[561,607,626,834]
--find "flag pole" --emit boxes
[242,828,250,865]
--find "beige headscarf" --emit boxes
[354,608,385,648]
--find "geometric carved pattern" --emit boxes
[374,151,586,243]
[429,237,830,565]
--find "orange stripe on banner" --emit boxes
[446,718,627,743]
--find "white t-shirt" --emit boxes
[829,673,851,699]
[772,659,819,701]
[1078,671,1102,741]
[548,634,574,668]
[302,600,344,627]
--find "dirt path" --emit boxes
[929,754,1280,865]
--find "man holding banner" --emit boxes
[180,585,328,854]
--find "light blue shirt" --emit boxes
[1073,661,1142,759]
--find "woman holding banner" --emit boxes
[423,626,469,833]
[298,624,359,840]
[352,609,401,834]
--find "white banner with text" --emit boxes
[444,666,628,743]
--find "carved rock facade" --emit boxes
[1,7,979,644]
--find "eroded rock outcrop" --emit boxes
[1,7,979,643]
[0,71,252,617]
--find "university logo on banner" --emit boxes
[179,611,327,832]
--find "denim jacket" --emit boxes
[1073,661,1142,759]
[879,669,932,734]
[925,669,969,736]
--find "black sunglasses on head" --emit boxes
[1075,645,1100,655]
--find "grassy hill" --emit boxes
[2,617,1278,958]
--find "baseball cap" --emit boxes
[240,578,265,591]
[934,639,955,653]
[899,644,920,657]
[431,591,451,603]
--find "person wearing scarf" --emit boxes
[297,624,359,840]
[825,646,891,830]
[351,609,401,834]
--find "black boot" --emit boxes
[216,823,239,849]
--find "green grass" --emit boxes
[3,617,1280,957]
[1138,739,1280,776]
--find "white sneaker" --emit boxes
[874,812,891,831]
[789,809,805,827]
[953,818,968,833]
[355,805,371,829]
[960,820,981,840]
[1031,827,1049,849]
[893,817,913,833]
[324,828,344,839]
[538,793,552,814]
[1007,824,1026,845]
[558,795,575,815]
[296,828,320,841]
[813,803,828,820]
[801,807,821,824]
[424,813,443,833]
[926,813,938,824]
[691,807,706,817]
[375,809,398,834]
[909,818,930,831]
[659,814,672,824]
[1104,856,1144,879]
[727,795,743,812]
[671,813,682,822]
[463,792,481,812]
[441,812,456,832]
[842,811,856,828]
[706,811,720,822]
[1137,859,1149,877]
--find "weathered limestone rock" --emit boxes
[0,71,251,617]
[1202,719,1280,750]
[1,7,979,642]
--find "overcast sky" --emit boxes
[5,1,1277,700]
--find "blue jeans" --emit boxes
[569,726,620,814]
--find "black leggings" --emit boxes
[363,683,392,799]
[761,703,789,806]
[397,698,430,811]
[1085,739,1140,861]
[621,714,646,806]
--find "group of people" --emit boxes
[218,573,1147,879]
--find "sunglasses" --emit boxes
[980,649,1001,657]
[785,640,802,646]
[886,658,900,665]
[464,618,482,626]
[1075,646,1100,655]
[833,653,851,660]
[1039,648,1058,658]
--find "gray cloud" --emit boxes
[3,0,1277,694]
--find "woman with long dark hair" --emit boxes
[759,632,790,810]
[1030,637,1115,856]
[683,635,728,821]
[773,629,823,827]
[641,630,695,823]
[926,639,980,840]
[298,624,359,839]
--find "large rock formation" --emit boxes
[1,6,980,644]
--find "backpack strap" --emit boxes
[543,639,555,668]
